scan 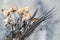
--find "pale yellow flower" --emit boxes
[9,7,16,12]
[4,18,11,24]
[3,10,10,16]
[23,7,29,13]
[22,13,31,20]
[17,8,25,15]
[17,7,29,15]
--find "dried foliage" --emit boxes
[1,7,55,40]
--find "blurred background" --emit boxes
[0,0,60,40]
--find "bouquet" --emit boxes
[1,6,55,40]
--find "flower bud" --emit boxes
[32,18,38,23]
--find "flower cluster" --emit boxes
[1,7,39,40]
[1,6,54,40]
[1,7,32,25]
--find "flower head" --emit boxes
[4,17,11,24]
[22,13,31,20]
[17,7,29,15]
[32,18,38,23]
[23,7,29,13]
[2,9,10,16]
[9,7,16,12]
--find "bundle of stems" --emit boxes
[1,7,55,40]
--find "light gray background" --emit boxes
[0,0,60,40]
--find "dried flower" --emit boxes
[17,7,29,15]
[17,8,25,15]
[23,7,29,13]
[9,7,16,12]
[22,13,31,20]
[32,18,38,23]
[2,10,10,16]
[4,17,11,24]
